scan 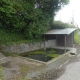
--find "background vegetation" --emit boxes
[51,21,76,29]
[74,30,79,44]
[1,0,78,45]
[52,21,79,44]
[0,0,69,44]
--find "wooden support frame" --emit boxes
[44,35,46,50]
[65,35,66,52]
[56,35,58,46]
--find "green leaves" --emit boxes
[0,0,70,40]
[52,21,76,29]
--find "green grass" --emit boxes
[20,49,45,56]
[0,28,41,45]
[2,53,19,57]
[46,49,60,58]
[20,48,61,58]
[3,49,60,59]
[0,66,3,80]
[2,49,60,59]
[48,48,56,53]
[2,49,45,57]
[0,28,25,45]
[74,30,79,44]
[47,53,60,58]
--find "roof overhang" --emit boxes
[44,28,77,35]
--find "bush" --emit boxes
[51,21,76,29]
[74,29,79,44]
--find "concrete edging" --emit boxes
[25,51,73,79]
[19,51,72,65]
[46,51,71,65]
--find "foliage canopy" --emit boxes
[0,0,69,39]
[51,21,76,29]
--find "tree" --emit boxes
[51,21,76,29]
[0,0,15,28]
[0,0,69,39]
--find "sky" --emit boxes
[55,0,80,27]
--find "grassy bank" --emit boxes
[0,28,26,45]
[0,28,42,45]
[0,66,3,80]
[74,30,79,44]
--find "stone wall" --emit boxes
[1,32,74,54]
[1,40,56,54]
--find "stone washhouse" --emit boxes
[43,28,77,53]
[1,28,77,54]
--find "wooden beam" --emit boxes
[56,35,57,46]
[44,35,46,50]
[65,35,66,52]
[72,32,74,47]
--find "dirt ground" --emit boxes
[2,57,45,80]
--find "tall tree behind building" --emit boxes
[0,0,69,39]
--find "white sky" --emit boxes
[55,0,80,27]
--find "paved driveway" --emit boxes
[57,45,80,80]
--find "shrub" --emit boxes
[74,29,79,44]
[51,21,76,29]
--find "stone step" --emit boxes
[70,48,77,55]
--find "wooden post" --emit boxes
[65,35,66,52]
[44,35,46,50]
[72,32,74,47]
[56,35,57,46]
